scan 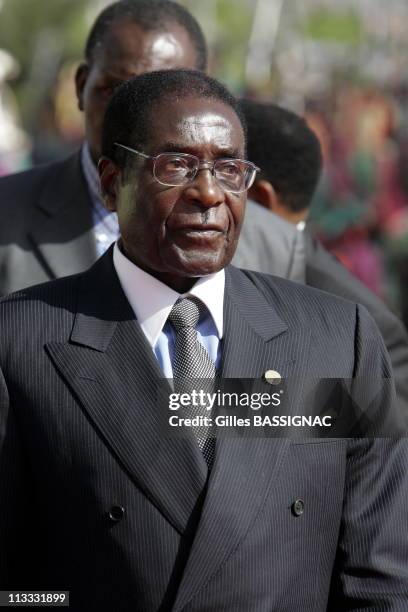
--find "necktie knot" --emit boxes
[168,297,202,331]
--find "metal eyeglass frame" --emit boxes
[114,142,259,194]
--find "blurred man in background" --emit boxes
[234,100,408,413]
[0,0,207,295]
[233,101,321,283]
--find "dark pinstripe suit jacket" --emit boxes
[0,249,407,611]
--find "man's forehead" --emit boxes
[95,22,196,72]
[148,102,244,151]
[175,113,238,145]
[178,113,232,128]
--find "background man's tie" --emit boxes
[168,296,216,467]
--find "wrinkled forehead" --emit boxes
[146,97,245,154]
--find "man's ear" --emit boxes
[75,62,89,112]
[98,157,121,212]
[248,179,279,212]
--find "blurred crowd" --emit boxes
[306,83,408,325]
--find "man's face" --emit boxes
[100,96,246,292]
[76,19,199,162]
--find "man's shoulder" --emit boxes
[0,153,80,188]
[228,266,385,372]
[0,273,80,316]
[306,236,407,334]
[0,273,81,351]
[0,153,82,209]
[0,248,119,350]
[0,152,87,250]
[0,247,114,313]
[227,264,370,350]
[235,265,358,314]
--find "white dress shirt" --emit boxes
[113,242,225,378]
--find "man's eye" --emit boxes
[218,162,240,176]
[165,158,188,171]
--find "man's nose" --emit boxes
[183,167,225,208]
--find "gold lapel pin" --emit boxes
[263,370,282,385]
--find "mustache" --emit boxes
[202,210,211,224]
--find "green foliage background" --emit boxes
[0,0,87,72]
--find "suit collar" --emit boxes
[69,246,133,352]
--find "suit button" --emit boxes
[291,499,304,517]
[108,505,125,523]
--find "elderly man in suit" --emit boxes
[0,70,407,611]
[233,100,408,419]
[0,0,207,295]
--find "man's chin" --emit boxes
[172,262,223,278]
[167,248,228,277]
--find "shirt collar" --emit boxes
[81,141,102,205]
[113,242,225,347]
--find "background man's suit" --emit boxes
[0,248,407,611]
[0,154,95,295]
[234,200,408,414]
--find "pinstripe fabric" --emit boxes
[0,248,407,611]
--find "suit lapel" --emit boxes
[221,266,288,378]
[173,266,311,610]
[221,266,311,378]
[28,153,97,279]
[46,252,208,534]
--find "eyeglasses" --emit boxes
[114,142,259,194]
